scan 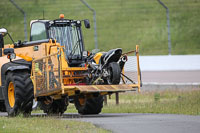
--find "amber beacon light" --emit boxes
[59,14,64,19]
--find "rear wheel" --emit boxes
[40,97,68,115]
[74,95,104,115]
[106,62,121,84]
[3,71,33,116]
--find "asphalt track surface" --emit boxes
[1,112,200,133]
[73,113,200,133]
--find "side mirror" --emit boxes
[84,19,90,29]
[0,28,15,45]
[0,28,8,37]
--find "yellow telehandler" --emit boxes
[0,14,141,116]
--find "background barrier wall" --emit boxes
[126,55,200,71]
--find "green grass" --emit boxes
[102,89,200,115]
[0,0,200,55]
[0,116,109,133]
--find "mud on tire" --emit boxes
[3,71,33,116]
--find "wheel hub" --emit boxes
[8,82,15,108]
[78,98,86,106]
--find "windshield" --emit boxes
[49,23,83,59]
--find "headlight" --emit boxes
[7,53,16,60]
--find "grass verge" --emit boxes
[0,116,109,133]
[102,89,200,115]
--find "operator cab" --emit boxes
[30,14,90,67]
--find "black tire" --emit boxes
[75,95,104,115]
[3,71,33,116]
[106,62,121,84]
[40,98,68,115]
[0,101,6,112]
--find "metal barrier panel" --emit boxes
[121,46,141,92]
[123,55,138,84]
[33,54,61,96]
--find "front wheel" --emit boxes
[3,71,33,116]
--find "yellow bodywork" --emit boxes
[0,39,141,99]
[93,52,103,64]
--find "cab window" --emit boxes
[30,22,47,41]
